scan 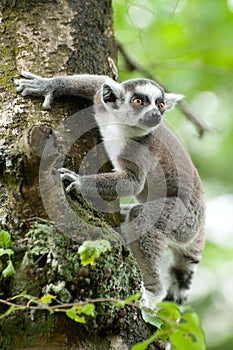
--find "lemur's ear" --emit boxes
[102,82,123,103]
[164,92,184,111]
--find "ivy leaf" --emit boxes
[115,292,141,307]
[0,305,16,320]
[40,294,56,305]
[141,308,163,329]
[0,230,12,249]
[20,291,37,300]
[66,307,86,323]
[2,260,16,278]
[80,303,95,317]
[170,311,206,350]
[155,302,181,343]
[78,240,111,266]
[131,332,159,350]
[66,304,95,324]
[157,301,181,324]
[0,248,14,257]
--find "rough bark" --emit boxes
[0,1,163,349]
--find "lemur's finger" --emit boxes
[66,182,80,194]
[20,70,40,79]
[15,84,37,94]
[14,79,36,88]
[60,173,79,182]
[66,183,74,193]
[15,84,24,93]
[14,79,21,86]
[21,87,41,96]
[57,168,77,176]
[42,93,53,110]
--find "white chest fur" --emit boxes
[98,122,127,171]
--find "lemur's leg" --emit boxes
[125,197,200,245]
[165,251,198,304]
[128,228,168,308]
[120,203,135,222]
[123,198,203,308]
[166,228,205,304]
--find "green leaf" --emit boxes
[80,303,95,317]
[115,292,141,307]
[66,307,86,323]
[0,248,14,257]
[157,302,181,322]
[40,294,56,305]
[170,311,206,350]
[66,304,95,324]
[154,302,181,343]
[0,305,16,320]
[2,260,16,278]
[141,309,163,329]
[78,240,111,266]
[131,332,159,350]
[19,291,36,300]
[0,230,12,249]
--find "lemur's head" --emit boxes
[100,78,183,131]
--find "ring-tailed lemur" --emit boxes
[15,71,205,309]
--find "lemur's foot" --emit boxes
[140,283,164,310]
[15,71,55,109]
[58,168,81,194]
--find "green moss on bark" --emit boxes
[0,220,141,349]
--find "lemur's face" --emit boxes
[101,78,183,131]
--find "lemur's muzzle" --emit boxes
[138,109,161,127]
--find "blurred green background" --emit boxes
[112,1,233,349]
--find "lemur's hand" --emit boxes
[15,71,55,110]
[58,168,81,194]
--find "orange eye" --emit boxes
[158,102,165,111]
[133,98,143,106]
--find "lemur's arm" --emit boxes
[59,162,146,201]
[15,71,111,109]
[14,71,146,199]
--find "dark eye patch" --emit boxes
[155,97,164,104]
[131,94,150,106]
[155,97,165,113]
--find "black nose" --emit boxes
[138,112,162,127]
[152,112,161,121]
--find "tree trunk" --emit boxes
[0,1,163,349]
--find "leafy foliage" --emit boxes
[0,230,15,278]
[0,230,12,249]
[0,291,205,349]
[141,309,163,329]
[0,233,204,349]
[40,294,57,305]
[114,292,142,307]
[0,292,95,325]
[132,302,205,350]
[66,304,95,324]
[78,239,111,266]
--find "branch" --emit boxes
[0,297,129,311]
[117,43,210,137]
[0,292,142,313]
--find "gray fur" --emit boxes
[15,72,205,309]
